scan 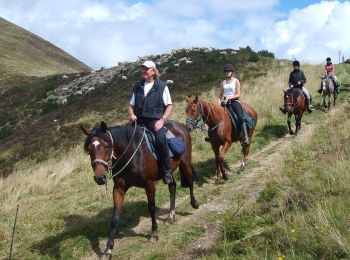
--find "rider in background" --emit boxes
[288,60,314,113]
[128,60,174,184]
[218,64,249,145]
[318,57,339,94]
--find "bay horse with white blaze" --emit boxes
[281,87,306,135]
[185,95,258,179]
[81,120,199,255]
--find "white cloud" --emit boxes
[262,1,350,64]
[0,0,349,68]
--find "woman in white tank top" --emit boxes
[217,64,249,144]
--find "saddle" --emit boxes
[143,127,185,159]
[226,103,254,140]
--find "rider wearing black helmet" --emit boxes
[288,60,314,112]
[217,64,249,144]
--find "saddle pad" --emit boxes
[227,107,254,140]
[143,127,183,160]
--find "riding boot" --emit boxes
[317,83,322,94]
[161,156,174,184]
[241,122,249,145]
[306,97,314,113]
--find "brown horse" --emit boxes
[81,120,199,255]
[185,95,258,179]
[282,87,306,135]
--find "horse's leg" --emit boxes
[105,180,126,255]
[295,114,302,135]
[145,181,159,242]
[179,162,199,209]
[210,143,221,180]
[323,95,327,108]
[167,182,177,224]
[328,95,331,110]
[219,142,231,180]
[240,143,251,173]
[287,114,294,135]
[334,92,336,106]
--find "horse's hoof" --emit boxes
[222,174,229,181]
[289,131,294,135]
[166,216,175,224]
[149,233,158,242]
[191,199,199,209]
[213,178,224,185]
[103,248,113,257]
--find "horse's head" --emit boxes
[282,89,295,113]
[320,75,333,93]
[185,95,202,131]
[81,121,114,185]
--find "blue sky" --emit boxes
[0,0,349,69]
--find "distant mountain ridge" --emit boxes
[0,17,91,88]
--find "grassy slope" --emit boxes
[0,47,269,177]
[0,17,90,88]
[1,49,349,258]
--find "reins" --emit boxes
[186,100,222,132]
[91,121,146,181]
[109,126,145,179]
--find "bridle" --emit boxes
[186,100,220,132]
[91,122,146,181]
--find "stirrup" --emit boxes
[242,137,249,145]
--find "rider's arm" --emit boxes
[128,105,137,121]
[161,104,173,121]
[300,71,306,85]
[288,73,293,88]
[229,80,241,100]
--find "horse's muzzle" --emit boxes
[94,174,107,185]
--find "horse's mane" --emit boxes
[84,124,144,152]
[201,99,227,117]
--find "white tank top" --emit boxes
[223,78,237,98]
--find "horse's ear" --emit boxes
[283,90,286,94]
[80,125,92,136]
[101,121,108,132]
[185,96,189,103]
[194,94,199,103]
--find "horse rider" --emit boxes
[288,60,314,113]
[128,60,174,184]
[218,64,249,145]
[318,57,339,94]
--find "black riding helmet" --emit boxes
[326,57,332,63]
[292,60,300,67]
[223,64,235,72]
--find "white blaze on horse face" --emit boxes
[93,140,100,148]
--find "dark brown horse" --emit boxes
[185,95,258,179]
[282,88,306,135]
[81,120,199,255]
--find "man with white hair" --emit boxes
[128,60,174,184]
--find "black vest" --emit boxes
[133,79,166,119]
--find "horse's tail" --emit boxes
[179,165,198,188]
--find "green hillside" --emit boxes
[0,17,91,88]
